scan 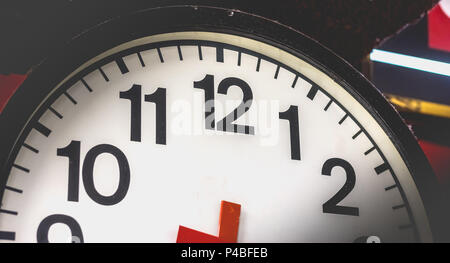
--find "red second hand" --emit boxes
[176,200,241,243]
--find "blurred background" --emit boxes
[368,0,450,190]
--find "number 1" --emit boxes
[279,105,301,160]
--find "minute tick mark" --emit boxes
[81,78,92,92]
[23,143,39,154]
[352,130,363,139]
[177,45,183,61]
[256,57,261,72]
[364,146,376,156]
[339,114,348,125]
[49,107,63,119]
[385,184,398,191]
[392,204,406,210]
[324,100,333,111]
[198,45,203,60]
[98,68,109,82]
[5,185,23,194]
[274,65,280,79]
[157,48,164,63]
[291,75,298,88]
[137,52,145,67]
[12,164,30,173]
[0,231,15,241]
[63,92,77,105]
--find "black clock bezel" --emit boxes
[0,5,445,242]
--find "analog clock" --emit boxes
[0,6,441,243]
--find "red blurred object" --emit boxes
[176,225,225,243]
[0,74,27,114]
[419,140,450,183]
[177,201,241,243]
[428,3,450,52]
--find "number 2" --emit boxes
[322,158,359,216]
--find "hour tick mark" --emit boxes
[306,85,318,100]
[35,122,52,137]
[0,231,15,241]
[216,46,224,63]
[115,58,129,74]
[237,51,241,66]
[374,163,390,175]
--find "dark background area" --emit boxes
[0,0,439,74]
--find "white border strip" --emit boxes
[370,49,450,77]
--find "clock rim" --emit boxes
[0,5,443,242]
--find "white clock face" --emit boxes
[0,32,432,243]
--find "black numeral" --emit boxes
[120,85,166,144]
[57,141,130,206]
[37,214,84,243]
[82,144,131,206]
[120,84,142,142]
[144,88,166,145]
[322,158,359,216]
[279,106,301,160]
[194,75,254,135]
[217,77,255,135]
[194,74,215,130]
[57,140,81,202]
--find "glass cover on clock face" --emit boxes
[0,31,433,243]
